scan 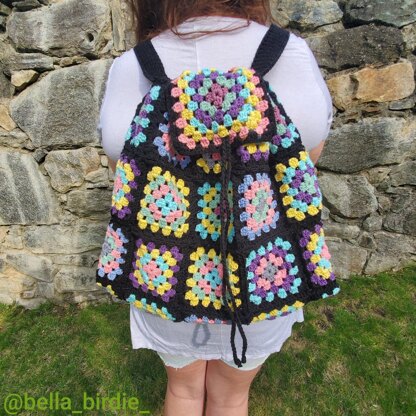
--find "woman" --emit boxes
[98,1,333,415]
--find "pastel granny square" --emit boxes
[238,173,279,241]
[137,166,190,238]
[299,222,336,286]
[185,247,241,311]
[97,223,129,281]
[196,181,235,243]
[111,154,141,219]
[130,239,183,302]
[275,150,322,221]
[246,237,302,306]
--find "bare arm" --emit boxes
[308,139,326,175]
[108,158,117,173]
[308,139,325,165]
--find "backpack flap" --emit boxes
[167,67,278,156]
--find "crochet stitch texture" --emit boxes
[96,24,341,368]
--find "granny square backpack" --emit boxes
[96,24,341,368]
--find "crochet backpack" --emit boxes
[96,23,341,368]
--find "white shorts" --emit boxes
[157,351,269,371]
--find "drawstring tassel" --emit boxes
[219,137,248,368]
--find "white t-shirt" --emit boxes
[98,16,333,361]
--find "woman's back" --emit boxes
[99,16,333,163]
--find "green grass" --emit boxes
[0,263,415,416]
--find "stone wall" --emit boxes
[0,0,415,308]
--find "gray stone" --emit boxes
[0,228,5,246]
[3,224,24,249]
[85,168,110,188]
[383,189,416,236]
[54,266,98,293]
[7,0,112,57]
[272,0,343,30]
[403,22,416,54]
[324,221,361,240]
[389,160,416,186]
[363,213,383,232]
[0,15,6,30]
[0,42,54,75]
[58,210,85,226]
[366,166,392,187]
[21,289,37,299]
[48,253,99,267]
[0,3,12,15]
[72,291,116,304]
[314,21,345,35]
[32,148,48,163]
[0,292,14,305]
[376,195,392,214]
[16,297,49,309]
[0,67,14,99]
[327,238,368,278]
[122,10,136,51]
[12,0,43,12]
[364,252,408,275]
[10,59,112,148]
[110,0,126,51]
[317,118,415,173]
[357,231,376,249]
[22,220,107,254]
[0,150,59,225]
[3,52,54,74]
[0,267,36,293]
[306,24,404,71]
[364,231,416,274]
[321,205,330,220]
[319,172,378,218]
[58,56,90,68]
[36,281,55,299]
[389,96,416,111]
[328,213,361,225]
[374,229,415,253]
[345,0,416,28]
[66,188,111,219]
[43,147,102,193]
[100,155,108,167]
[5,252,54,282]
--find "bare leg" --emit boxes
[205,359,263,416]
[162,359,207,416]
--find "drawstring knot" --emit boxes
[219,137,248,368]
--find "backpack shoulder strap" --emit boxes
[251,23,290,77]
[133,39,170,85]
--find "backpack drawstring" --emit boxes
[220,137,247,368]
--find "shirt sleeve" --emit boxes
[266,33,334,152]
[97,51,144,162]
[301,37,334,142]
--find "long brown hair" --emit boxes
[126,0,274,43]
